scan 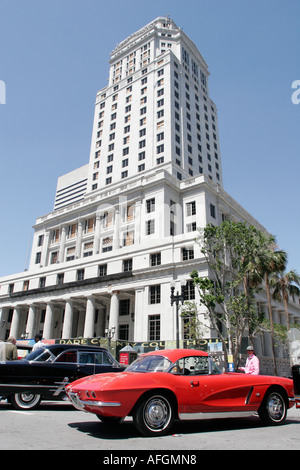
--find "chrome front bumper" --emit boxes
[68,392,121,412]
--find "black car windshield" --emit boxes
[24,348,54,362]
[126,355,172,373]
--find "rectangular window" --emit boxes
[210,203,216,218]
[119,324,129,341]
[77,269,85,281]
[184,280,195,300]
[50,251,58,264]
[123,259,133,272]
[151,252,161,266]
[123,230,134,246]
[84,218,95,233]
[23,280,30,291]
[146,219,155,235]
[149,285,161,304]
[187,222,197,232]
[119,299,130,316]
[146,198,155,213]
[149,315,160,341]
[182,248,194,260]
[98,264,107,277]
[66,246,75,261]
[186,201,196,216]
[38,235,44,246]
[83,241,94,257]
[102,236,113,252]
[68,224,77,239]
[126,204,134,221]
[57,273,64,285]
[51,229,60,244]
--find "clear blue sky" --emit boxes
[0,0,299,277]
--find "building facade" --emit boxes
[0,18,299,371]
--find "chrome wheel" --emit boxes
[258,390,287,425]
[266,392,286,422]
[144,397,170,431]
[11,393,42,410]
[133,393,175,436]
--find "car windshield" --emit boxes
[169,355,222,375]
[24,348,54,362]
[126,355,172,373]
[126,354,222,374]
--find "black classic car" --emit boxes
[0,343,124,410]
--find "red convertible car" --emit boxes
[66,349,297,436]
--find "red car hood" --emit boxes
[67,370,169,392]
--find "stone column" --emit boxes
[43,303,54,339]
[113,208,120,249]
[109,291,119,332]
[62,300,74,339]
[75,219,83,259]
[40,230,50,267]
[95,306,106,337]
[93,214,101,255]
[84,296,95,338]
[58,225,67,263]
[10,306,21,339]
[0,307,8,340]
[134,200,142,244]
[26,305,36,339]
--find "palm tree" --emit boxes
[251,231,287,376]
[272,270,300,331]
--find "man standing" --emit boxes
[32,333,45,351]
[239,346,260,375]
[5,336,18,361]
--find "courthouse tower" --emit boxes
[0,18,299,374]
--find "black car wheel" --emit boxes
[258,389,287,425]
[10,393,42,410]
[133,392,175,437]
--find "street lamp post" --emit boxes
[105,326,116,348]
[170,281,186,349]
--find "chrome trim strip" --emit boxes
[67,393,121,411]
[80,400,121,407]
[179,411,257,420]
[0,384,52,389]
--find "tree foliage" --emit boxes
[191,221,283,368]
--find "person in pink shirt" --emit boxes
[239,346,260,375]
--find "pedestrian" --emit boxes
[0,341,5,361]
[32,333,45,351]
[239,345,260,375]
[5,336,18,361]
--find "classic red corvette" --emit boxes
[66,349,297,436]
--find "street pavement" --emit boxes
[1,399,299,451]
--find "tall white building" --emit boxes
[0,18,299,371]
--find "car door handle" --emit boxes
[190,381,199,388]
